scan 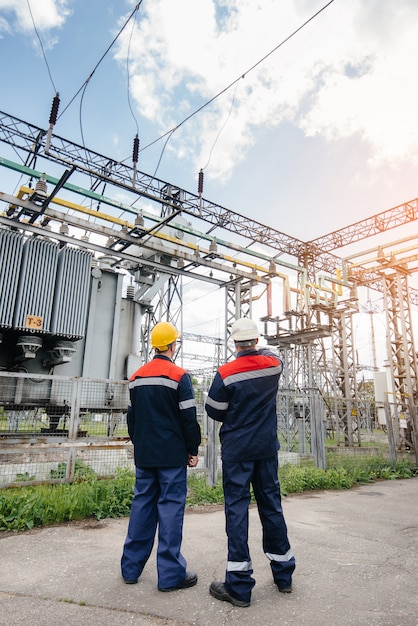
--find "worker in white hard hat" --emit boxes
[205,317,295,607]
[121,321,201,592]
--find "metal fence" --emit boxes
[0,373,214,487]
[0,371,133,486]
[1,372,416,488]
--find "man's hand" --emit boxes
[188,454,199,467]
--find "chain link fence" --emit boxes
[0,372,132,486]
[0,373,212,487]
[1,372,415,487]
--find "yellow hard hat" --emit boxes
[150,321,180,351]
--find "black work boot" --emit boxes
[209,580,250,607]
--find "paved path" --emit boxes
[1,478,418,626]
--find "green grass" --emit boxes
[277,460,411,495]
[0,467,135,532]
[0,457,416,532]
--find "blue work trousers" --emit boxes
[121,466,187,589]
[223,455,296,602]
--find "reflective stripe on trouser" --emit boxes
[121,466,187,588]
[222,456,295,600]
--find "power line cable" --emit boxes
[126,9,140,135]
[26,0,58,93]
[69,2,143,200]
[58,2,143,121]
[128,0,336,204]
[140,0,336,154]
[12,0,57,193]
[201,80,240,172]
[78,84,89,151]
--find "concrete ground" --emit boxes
[1,477,417,626]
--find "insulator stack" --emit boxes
[135,211,144,227]
[132,134,140,187]
[198,169,204,195]
[49,93,60,126]
[35,175,48,196]
[45,93,60,153]
[133,134,139,164]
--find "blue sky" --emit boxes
[1,0,418,240]
[1,0,418,362]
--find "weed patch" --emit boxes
[0,458,416,532]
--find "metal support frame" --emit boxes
[2,109,418,458]
[329,309,359,446]
[225,281,241,362]
[383,270,418,456]
[157,274,184,365]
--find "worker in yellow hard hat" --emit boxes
[150,320,181,352]
[121,321,201,591]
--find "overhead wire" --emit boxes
[18,0,58,195]
[58,1,143,121]
[22,0,334,216]
[24,0,334,180]
[114,6,143,217]
[19,2,143,217]
[200,80,240,172]
[139,0,337,155]
[128,0,336,205]
[126,8,140,136]
[60,2,143,212]
[26,0,58,94]
[186,318,224,334]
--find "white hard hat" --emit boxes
[230,317,260,341]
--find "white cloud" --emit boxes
[300,6,418,168]
[0,13,10,34]
[113,0,418,182]
[0,0,70,39]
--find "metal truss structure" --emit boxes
[1,110,418,454]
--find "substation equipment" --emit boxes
[0,110,417,474]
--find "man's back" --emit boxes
[128,354,200,468]
[205,348,283,461]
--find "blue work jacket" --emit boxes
[127,355,201,468]
[205,348,283,462]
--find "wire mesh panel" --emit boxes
[77,379,129,438]
[0,442,135,486]
[0,373,73,436]
[0,372,131,487]
[0,371,403,487]
[0,372,129,438]
[74,443,134,477]
[0,444,70,486]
